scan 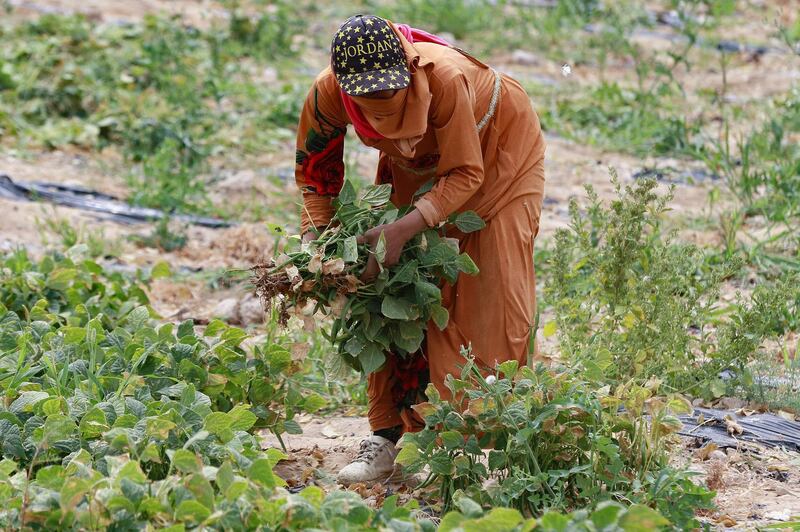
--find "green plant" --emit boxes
[396,354,713,527]
[546,176,727,390]
[129,216,189,252]
[541,82,699,156]
[371,0,496,40]
[0,248,331,529]
[698,89,800,223]
[35,214,120,259]
[254,181,483,374]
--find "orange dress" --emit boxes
[295,33,546,433]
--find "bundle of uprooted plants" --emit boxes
[253,182,485,374]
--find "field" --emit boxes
[1,0,799,530]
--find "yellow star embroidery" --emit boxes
[377,52,384,59]
[389,73,397,80]
[378,77,385,83]
[371,84,378,90]
[338,31,345,38]
[366,74,374,80]
[365,18,374,25]
[353,27,360,33]
[360,57,367,64]
[357,36,364,43]
[373,62,382,69]
[340,60,346,68]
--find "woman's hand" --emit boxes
[358,209,427,282]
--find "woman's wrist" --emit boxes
[397,209,428,240]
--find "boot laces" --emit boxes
[354,438,383,463]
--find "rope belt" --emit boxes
[476,68,502,133]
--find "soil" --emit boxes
[2,1,799,529]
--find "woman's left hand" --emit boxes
[358,209,427,282]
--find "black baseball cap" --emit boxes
[331,15,411,96]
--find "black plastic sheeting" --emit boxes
[0,174,232,228]
[679,407,800,451]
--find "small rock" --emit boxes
[238,293,265,326]
[511,49,539,65]
[709,450,728,462]
[212,298,239,322]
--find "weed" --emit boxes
[129,216,189,252]
[397,354,713,527]
[35,213,120,259]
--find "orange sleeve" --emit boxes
[414,72,484,227]
[295,69,349,233]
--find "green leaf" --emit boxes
[488,450,506,470]
[440,431,463,451]
[338,180,357,205]
[186,474,215,510]
[203,412,234,443]
[360,184,392,206]
[248,458,277,488]
[175,499,211,525]
[343,236,358,263]
[79,407,109,439]
[10,391,50,414]
[204,319,227,337]
[375,231,387,264]
[359,342,386,374]
[381,296,416,320]
[303,393,327,413]
[415,281,442,304]
[151,261,171,279]
[283,419,303,435]
[431,305,449,330]
[591,502,625,528]
[394,442,419,466]
[618,504,670,531]
[172,449,202,473]
[46,268,77,290]
[60,477,91,512]
[228,405,257,432]
[455,253,480,275]
[389,260,418,286]
[452,211,486,233]
[345,335,365,356]
[126,305,151,329]
[216,461,234,494]
[454,495,483,518]
[498,360,518,378]
[42,414,78,446]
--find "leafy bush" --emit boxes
[545,175,799,397]
[396,354,713,528]
[255,182,483,374]
[0,249,326,528]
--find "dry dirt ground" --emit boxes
[2,0,799,529]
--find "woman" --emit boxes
[295,14,545,484]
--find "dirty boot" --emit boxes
[336,435,398,485]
